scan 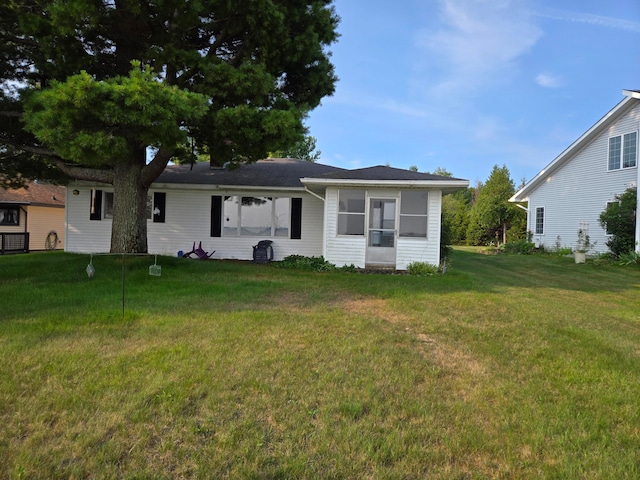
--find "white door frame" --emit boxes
[365,195,398,267]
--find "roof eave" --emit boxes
[510,92,638,203]
[300,178,469,190]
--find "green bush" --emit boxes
[406,261,439,276]
[617,250,640,266]
[502,240,537,255]
[275,255,336,272]
[599,187,637,258]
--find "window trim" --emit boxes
[399,190,429,239]
[608,131,637,171]
[0,206,20,226]
[534,206,545,235]
[337,189,366,236]
[221,195,295,238]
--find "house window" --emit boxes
[609,132,637,170]
[90,190,153,221]
[222,196,290,237]
[89,189,103,220]
[153,192,166,223]
[0,206,19,225]
[337,190,365,235]
[399,191,428,238]
[104,192,114,219]
[535,207,544,235]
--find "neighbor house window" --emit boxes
[222,196,290,237]
[535,207,544,235]
[0,206,19,225]
[609,132,637,170]
[399,191,428,237]
[337,190,365,235]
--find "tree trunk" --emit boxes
[110,162,148,253]
[503,222,507,245]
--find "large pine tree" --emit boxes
[0,0,339,252]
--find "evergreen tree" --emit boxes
[270,135,322,162]
[467,165,522,246]
[0,1,339,253]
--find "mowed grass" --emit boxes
[1,249,639,479]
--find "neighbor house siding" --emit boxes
[27,205,65,250]
[528,102,640,253]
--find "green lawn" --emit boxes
[1,249,639,478]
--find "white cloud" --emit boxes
[415,0,543,95]
[532,7,640,33]
[536,73,564,88]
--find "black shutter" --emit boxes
[90,189,102,221]
[211,195,222,237]
[153,192,166,223]
[291,197,302,239]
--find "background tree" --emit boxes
[466,165,522,246]
[599,187,637,258]
[0,1,339,253]
[269,135,322,162]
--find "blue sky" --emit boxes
[306,0,640,185]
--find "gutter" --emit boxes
[304,186,325,202]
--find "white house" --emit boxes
[65,158,468,270]
[510,90,640,254]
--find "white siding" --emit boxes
[396,190,442,270]
[65,188,112,253]
[528,102,640,253]
[324,187,443,270]
[324,187,366,268]
[66,186,325,260]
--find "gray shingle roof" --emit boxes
[154,158,347,188]
[154,159,467,189]
[316,165,467,182]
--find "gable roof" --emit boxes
[510,90,640,202]
[0,181,65,207]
